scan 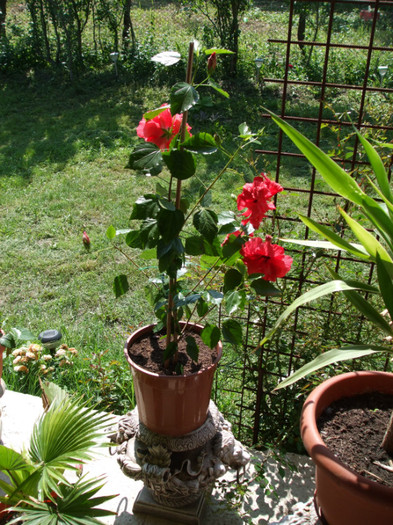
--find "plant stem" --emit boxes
[185,144,242,224]
[166,41,194,355]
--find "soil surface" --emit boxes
[318,392,393,487]
[128,327,218,376]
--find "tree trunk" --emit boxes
[298,11,306,50]
[0,0,6,38]
[122,0,135,50]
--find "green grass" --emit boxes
[1,1,393,448]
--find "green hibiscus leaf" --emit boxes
[114,275,129,298]
[106,225,116,240]
[157,209,185,241]
[206,289,224,305]
[251,278,281,296]
[186,336,199,362]
[130,195,159,220]
[203,237,222,257]
[182,133,217,154]
[170,82,200,114]
[185,235,205,255]
[157,238,184,259]
[201,324,221,349]
[217,211,236,225]
[223,268,243,292]
[193,209,218,243]
[197,299,209,317]
[140,219,159,248]
[222,319,243,347]
[125,230,142,249]
[126,143,163,174]
[175,294,201,307]
[224,290,246,315]
[162,149,196,180]
[222,234,244,259]
[152,51,181,66]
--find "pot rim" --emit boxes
[301,370,393,498]
[124,322,223,379]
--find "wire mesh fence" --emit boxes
[214,0,393,449]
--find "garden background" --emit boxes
[1,0,393,452]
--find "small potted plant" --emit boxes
[0,384,116,524]
[261,114,393,525]
[107,43,292,438]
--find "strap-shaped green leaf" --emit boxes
[260,279,379,346]
[269,112,393,249]
[298,214,370,260]
[275,345,390,389]
[376,253,393,324]
[269,113,365,204]
[339,207,393,265]
[357,131,393,203]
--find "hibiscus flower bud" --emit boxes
[82,231,90,250]
[207,52,217,75]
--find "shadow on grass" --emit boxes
[0,70,146,180]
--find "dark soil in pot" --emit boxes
[128,327,217,375]
[318,392,393,487]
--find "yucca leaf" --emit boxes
[260,279,379,346]
[376,253,393,324]
[356,131,393,203]
[269,112,393,248]
[297,214,370,259]
[339,207,393,267]
[275,344,391,389]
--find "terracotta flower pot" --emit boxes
[124,323,222,437]
[300,371,393,525]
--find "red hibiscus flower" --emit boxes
[237,174,283,229]
[136,105,192,151]
[240,235,292,281]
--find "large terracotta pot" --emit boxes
[124,323,222,437]
[301,371,393,525]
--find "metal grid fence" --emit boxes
[214,0,393,449]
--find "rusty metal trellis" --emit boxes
[214,0,393,448]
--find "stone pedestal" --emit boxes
[115,401,250,523]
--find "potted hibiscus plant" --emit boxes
[107,43,292,438]
[260,113,393,525]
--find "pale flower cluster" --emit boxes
[12,343,78,375]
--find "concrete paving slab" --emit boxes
[0,389,319,524]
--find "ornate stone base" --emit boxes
[115,401,250,513]
[133,486,206,524]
